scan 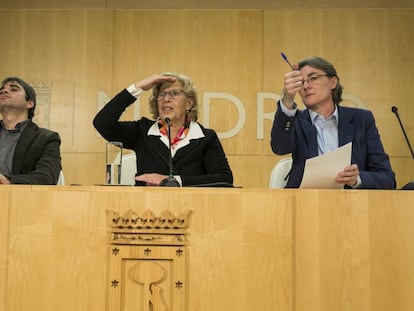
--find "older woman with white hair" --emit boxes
[93,72,233,187]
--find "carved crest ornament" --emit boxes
[106,209,192,311]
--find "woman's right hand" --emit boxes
[281,64,303,109]
[134,74,177,91]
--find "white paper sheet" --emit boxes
[299,142,352,189]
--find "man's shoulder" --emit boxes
[26,121,60,138]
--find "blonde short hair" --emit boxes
[149,72,198,122]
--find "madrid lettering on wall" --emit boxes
[96,91,364,140]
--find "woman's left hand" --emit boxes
[336,164,359,187]
[135,173,168,186]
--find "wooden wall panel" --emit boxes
[2,0,414,10]
[0,10,114,151]
[109,10,263,152]
[0,9,413,188]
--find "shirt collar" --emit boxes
[309,105,338,124]
[0,119,29,132]
[148,120,205,139]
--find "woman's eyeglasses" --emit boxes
[157,89,186,100]
[302,74,330,86]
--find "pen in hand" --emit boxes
[280,52,294,70]
[280,52,297,106]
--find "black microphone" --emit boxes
[391,106,414,159]
[391,106,414,190]
[160,117,180,187]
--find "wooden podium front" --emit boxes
[0,186,413,311]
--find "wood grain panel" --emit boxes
[5,187,108,310]
[0,10,113,152]
[110,10,263,153]
[369,191,414,310]
[2,0,414,10]
[0,187,11,311]
[295,190,371,311]
[294,190,414,311]
[1,187,414,311]
[2,186,293,311]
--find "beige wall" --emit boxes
[0,9,413,188]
